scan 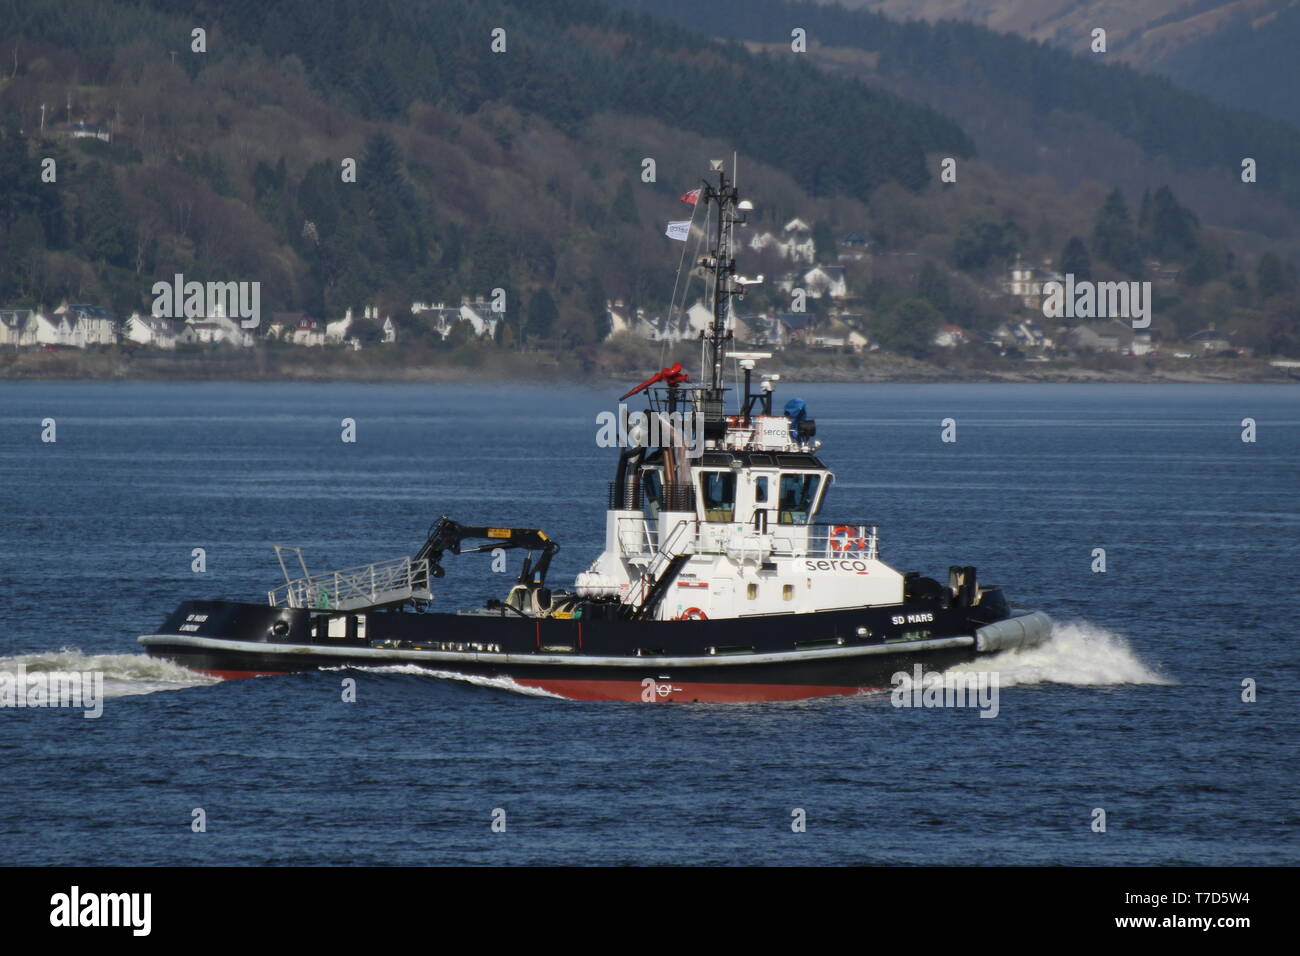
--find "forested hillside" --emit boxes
[619,0,1300,210]
[827,0,1300,131]
[0,0,969,335]
[0,0,1297,361]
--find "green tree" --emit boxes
[1257,252,1287,299]
[6,212,46,299]
[75,163,134,268]
[952,217,1022,271]
[871,295,941,357]
[1180,245,1224,287]
[916,260,951,317]
[585,276,610,341]
[468,225,513,296]
[1145,186,1199,261]
[526,287,558,340]
[611,178,638,224]
[1092,189,1141,277]
[0,111,32,230]
[361,131,425,280]
[813,220,839,261]
[1059,236,1092,281]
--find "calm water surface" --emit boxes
[0,381,1296,864]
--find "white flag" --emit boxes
[665,220,691,241]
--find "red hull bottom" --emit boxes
[515,678,875,703]
[193,667,876,702]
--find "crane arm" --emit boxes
[415,516,559,586]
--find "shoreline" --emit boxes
[1,347,1296,385]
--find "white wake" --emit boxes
[0,648,217,699]
[946,619,1173,687]
[321,663,567,699]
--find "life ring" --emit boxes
[829,525,864,552]
[678,607,708,621]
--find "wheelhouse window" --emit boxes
[700,470,737,522]
[643,468,664,517]
[777,473,821,524]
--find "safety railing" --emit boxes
[268,555,432,610]
[616,518,878,561]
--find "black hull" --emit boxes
[140,598,1049,702]
[138,637,983,701]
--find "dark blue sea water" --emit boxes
[1,381,1296,865]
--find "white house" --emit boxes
[1004,258,1066,311]
[289,316,324,346]
[411,298,499,341]
[123,313,178,349]
[803,265,847,299]
[326,305,387,345]
[995,319,1053,351]
[177,300,254,347]
[684,301,713,337]
[456,299,499,339]
[606,301,653,338]
[933,324,968,348]
[604,298,715,345]
[1188,325,1231,354]
[177,322,219,345]
[0,309,40,346]
[58,303,117,345]
[326,309,354,344]
[746,218,817,264]
[64,121,111,142]
[35,311,76,346]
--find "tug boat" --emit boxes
[140,161,1051,702]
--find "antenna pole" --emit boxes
[700,161,746,395]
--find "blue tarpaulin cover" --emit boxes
[784,398,807,441]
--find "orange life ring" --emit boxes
[678,607,708,621]
[829,525,864,552]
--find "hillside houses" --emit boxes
[993,318,1052,352]
[1188,324,1231,354]
[0,304,120,347]
[266,312,313,344]
[746,218,816,265]
[171,303,257,347]
[0,310,38,346]
[606,300,713,344]
[1004,257,1065,311]
[933,324,968,348]
[61,304,116,345]
[63,120,111,143]
[773,265,849,300]
[123,313,180,349]
[320,306,396,347]
[0,295,411,352]
[839,232,877,259]
[610,300,873,352]
[803,265,848,300]
[410,297,500,341]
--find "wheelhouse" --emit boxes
[638,449,833,526]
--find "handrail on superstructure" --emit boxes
[267,554,432,610]
[615,517,878,561]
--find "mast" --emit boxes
[699,159,747,397]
